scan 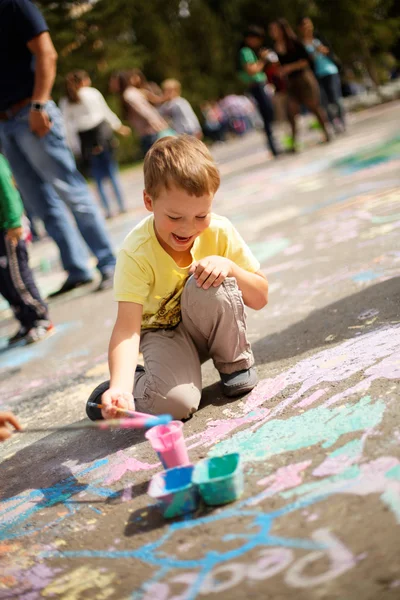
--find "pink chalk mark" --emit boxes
[186,409,268,450]
[313,454,359,477]
[295,388,328,408]
[284,244,304,256]
[306,512,319,522]
[121,487,133,502]
[105,450,157,485]
[250,461,311,506]
[186,326,400,451]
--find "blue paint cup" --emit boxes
[147,465,199,519]
[192,453,243,506]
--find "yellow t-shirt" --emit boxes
[114,214,260,330]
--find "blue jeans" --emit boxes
[318,73,345,128]
[0,101,116,279]
[249,83,279,156]
[90,150,125,216]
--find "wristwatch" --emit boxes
[31,101,46,112]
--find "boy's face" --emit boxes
[144,185,213,255]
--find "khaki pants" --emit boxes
[134,276,254,419]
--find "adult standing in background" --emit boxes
[269,18,331,150]
[109,70,171,156]
[0,0,116,295]
[237,26,280,158]
[61,70,130,219]
[298,16,346,133]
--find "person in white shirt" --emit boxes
[159,79,202,138]
[61,71,130,219]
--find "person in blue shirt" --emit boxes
[0,0,116,295]
[237,26,280,158]
[299,16,346,133]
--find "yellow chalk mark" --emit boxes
[41,566,116,599]
[317,354,348,369]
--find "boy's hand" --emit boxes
[190,256,233,289]
[0,411,21,441]
[6,227,24,246]
[101,388,134,420]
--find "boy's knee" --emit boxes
[182,275,239,309]
[153,382,201,420]
[166,383,201,420]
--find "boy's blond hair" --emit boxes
[144,135,220,198]
[161,78,181,94]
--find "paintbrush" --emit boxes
[14,415,172,434]
[86,402,154,420]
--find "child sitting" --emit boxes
[159,79,203,138]
[86,135,268,421]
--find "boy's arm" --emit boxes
[0,156,24,230]
[231,264,268,310]
[190,256,268,310]
[101,301,143,419]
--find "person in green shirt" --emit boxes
[0,154,53,345]
[238,25,280,157]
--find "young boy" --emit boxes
[159,79,203,138]
[0,154,53,345]
[86,135,268,421]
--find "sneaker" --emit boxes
[25,322,55,344]
[86,365,145,421]
[96,269,114,292]
[220,367,258,398]
[49,276,93,297]
[8,326,29,346]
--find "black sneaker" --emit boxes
[220,367,258,398]
[86,365,145,420]
[8,326,29,346]
[49,276,93,297]
[96,269,114,292]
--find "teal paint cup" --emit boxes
[147,465,199,519]
[192,453,243,506]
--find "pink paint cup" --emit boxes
[145,421,190,469]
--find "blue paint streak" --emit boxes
[0,321,82,369]
[89,506,103,515]
[0,458,116,541]
[352,270,381,283]
[39,494,327,600]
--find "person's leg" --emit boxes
[87,325,202,421]
[302,73,331,142]
[11,102,116,276]
[286,96,299,149]
[304,98,331,142]
[135,326,202,418]
[331,73,346,128]
[181,276,257,396]
[318,76,336,127]
[0,232,51,342]
[0,129,91,282]
[104,151,126,213]
[250,83,279,157]
[90,154,112,219]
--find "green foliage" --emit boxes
[36,0,400,160]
